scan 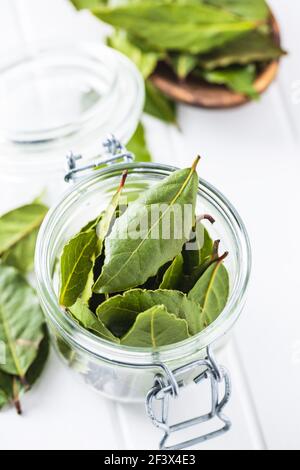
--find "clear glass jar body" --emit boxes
[0,42,144,211]
[35,164,251,403]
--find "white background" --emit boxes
[0,0,300,450]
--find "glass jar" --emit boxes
[0,42,144,210]
[35,161,251,449]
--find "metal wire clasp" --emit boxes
[64,135,134,183]
[146,346,232,450]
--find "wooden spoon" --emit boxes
[150,14,281,109]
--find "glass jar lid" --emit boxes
[0,42,144,175]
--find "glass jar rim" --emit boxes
[0,41,144,174]
[35,162,252,366]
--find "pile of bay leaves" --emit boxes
[0,201,49,414]
[71,0,286,123]
[59,159,229,347]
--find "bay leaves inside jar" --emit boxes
[121,305,190,348]
[93,159,199,294]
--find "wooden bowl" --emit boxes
[150,14,281,108]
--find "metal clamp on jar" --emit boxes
[35,136,251,451]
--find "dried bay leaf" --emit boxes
[60,172,128,307]
[69,299,119,343]
[93,3,259,55]
[0,203,48,273]
[59,230,98,307]
[94,160,199,293]
[159,254,184,290]
[188,258,230,326]
[201,65,259,99]
[127,122,152,163]
[145,81,177,124]
[0,265,44,379]
[108,30,162,79]
[97,289,204,337]
[204,0,269,21]
[121,305,190,348]
[199,31,286,70]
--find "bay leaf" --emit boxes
[1,227,39,274]
[204,0,269,21]
[199,31,286,70]
[71,0,107,8]
[145,81,177,124]
[183,222,213,275]
[25,328,50,388]
[0,203,48,255]
[93,3,260,55]
[171,54,198,79]
[93,160,199,293]
[0,265,44,378]
[69,299,119,343]
[59,230,98,307]
[188,258,230,327]
[127,122,152,163]
[201,64,259,99]
[159,254,183,290]
[121,305,190,348]
[108,30,161,79]
[97,288,204,337]
[0,330,49,414]
[0,372,22,414]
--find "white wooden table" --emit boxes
[0,0,299,450]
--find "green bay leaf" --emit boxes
[127,122,152,163]
[201,64,259,99]
[94,161,199,293]
[188,259,230,327]
[69,299,119,343]
[199,31,286,70]
[97,288,204,337]
[93,3,260,55]
[0,265,44,378]
[159,254,183,290]
[145,81,177,124]
[121,305,189,348]
[108,30,161,79]
[59,230,98,307]
[0,203,48,259]
[204,0,269,21]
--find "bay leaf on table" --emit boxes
[159,254,184,290]
[93,160,199,294]
[188,258,230,327]
[0,203,48,272]
[69,299,119,343]
[199,31,286,70]
[97,289,204,337]
[0,371,22,414]
[93,3,260,55]
[0,265,44,379]
[121,305,190,348]
[0,329,49,414]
